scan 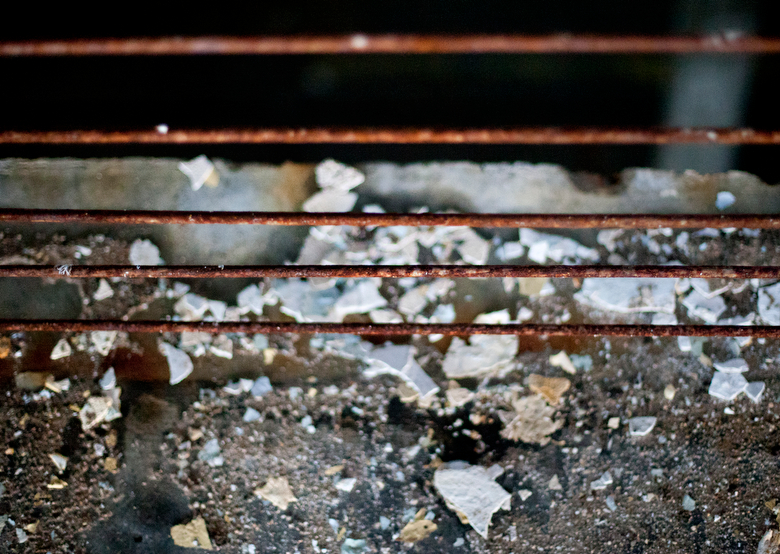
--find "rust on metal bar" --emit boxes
[1,209,778,229]
[0,319,777,337]
[1,264,778,280]
[2,127,780,145]
[2,35,780,56]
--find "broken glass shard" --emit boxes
[129,239,163,266]
[682,290,726,323]
[251,377,272,398]
[93,279,114,301]
[519,229,599,264]
[331,280,387,320]
[433,462,511,539]
[50,338,72,361]
[364,344,439,400]
[91,331,118,356]
[590,471,613,490]
[758,282,780,325]
[443,335,517,379]
[708,371,748,401]
[160,343,194,385]
[198,438,224,467]
[746,381,766,403]
[315,159,365,192]
[628,416,657,436]
[575,278,676,314]
[713,358,749,373]
[178,155,218,191]
[274,279,340,322]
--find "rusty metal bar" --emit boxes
[2,35,780,56]
[2,127,780,145]
[1,209,778,229]
[1,264,778,280]
[0,319,776,337]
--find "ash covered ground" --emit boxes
[1,160,780,554]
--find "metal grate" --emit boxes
[0,34,778,341]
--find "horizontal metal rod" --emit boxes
[1,264,778,280]
[0,320,776,337]
[2,127,780,145]
[1,209,778,229]
[2,35,780,56]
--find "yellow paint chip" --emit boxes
[170,517,213,550]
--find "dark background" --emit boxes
[1,0,779,181]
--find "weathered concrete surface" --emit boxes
[358,162,780,215]
[0,158,316,265]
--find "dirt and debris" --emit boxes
[2,159,780,553]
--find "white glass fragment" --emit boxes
[746,381,766,403]
[715,191,736,210]
[708,371,748,401]
[331,280,387,320]
[713,358,749,373]
[519,228,598,264]
[93,279,114,301]
[99,367,116,390]
[91,331,118,356]
[433,462,511,539]
[590,471,613,490]
[50,338,72,361]
[442,335,517,379]
[161,343,194,385]
[574,278,676,314]
[315,159,365,192]
[364,344,439,400]
[628,416,657,436]
[129,239,163,266]
[178,155,218,191]
[758,282,780,325]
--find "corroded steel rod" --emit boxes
[1,127,779,145]
[0,264,777,280]
[0,209,778,229]
[2,35,780,56]
[0,320,776,337]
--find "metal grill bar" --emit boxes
[2,128,780,145]
[0,319,775,337]
[3,35,780,56]
[1,209,778,229]
[1,264,777,280]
